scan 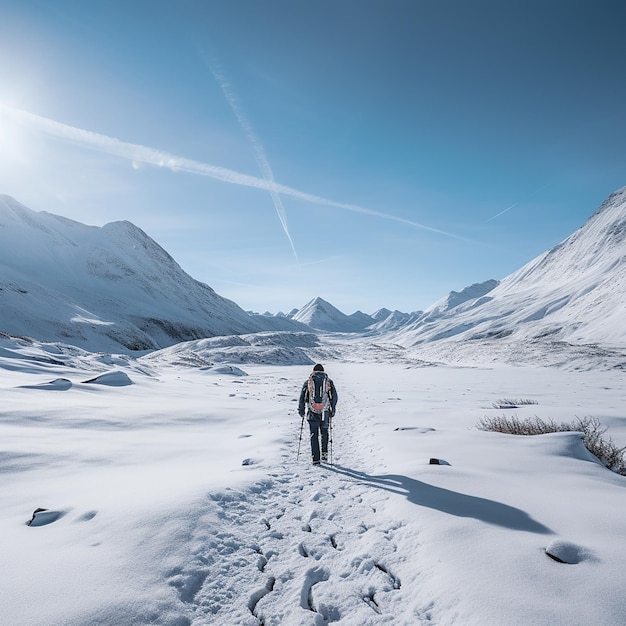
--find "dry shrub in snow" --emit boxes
[491,398,538,409]
[477,415,626,475]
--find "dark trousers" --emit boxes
[308,411,331,462]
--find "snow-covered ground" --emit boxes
[1,335,625,625]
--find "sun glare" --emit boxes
[0,106,12,154]
[0,102,31,167]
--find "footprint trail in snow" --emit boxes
[171,381,431,625]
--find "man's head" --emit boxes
[313,363,324,372]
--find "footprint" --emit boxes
[301,566,330,613]
[257,555,268,572]
[363,588,382,614]
[169,568,209,603]
[248,576,275,617]
[75,510,98,522]
[375,562,401,590]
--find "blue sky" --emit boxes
[1,0,625,315]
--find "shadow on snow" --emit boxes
[327,464,553,535]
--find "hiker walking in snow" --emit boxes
[298,364,338,465]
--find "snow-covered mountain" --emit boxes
[371,307,393,321]
[0,195,307,352]
[419,279,499,322]
[393,187,626,349]
[6,184,626,357]
[292,297,375,332]
[368,309,423,333]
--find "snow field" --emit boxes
[334,363,626,625]
[1,352,625,625]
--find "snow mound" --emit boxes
[201,364,248,377]
[19,378,72,391]
[545,540,595,564]
[82,371,133,386]
[0,334,83,370]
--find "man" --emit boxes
[298,364,338,465]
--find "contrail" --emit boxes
[487,183,552,222]
[1,104,465,240]
[210,63,298,260]
[486,201,520,222]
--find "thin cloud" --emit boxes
[1,104,464,240]
[210,62,298,260]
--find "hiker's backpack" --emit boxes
[307,371,331,413]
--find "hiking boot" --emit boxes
[312,459,321,465]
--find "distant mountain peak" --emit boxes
[292,297,375,332]
[371,308,393,321]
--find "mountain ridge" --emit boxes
[3,186,626,355]
[292,296,376,332]
[392,186,626,349]
[0,195,308,352]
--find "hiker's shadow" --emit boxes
[328,465,553,535]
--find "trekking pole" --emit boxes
[329,417,333,465]
[296,413,305,460]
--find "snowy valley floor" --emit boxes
[1,337,626,625]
